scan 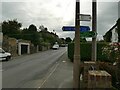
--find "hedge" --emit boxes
[68,42,114,63]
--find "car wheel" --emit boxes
[6,56,11,61]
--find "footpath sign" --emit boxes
[62,26,90,32]
[80,31,96,38]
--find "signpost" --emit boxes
[62,0,97,88]
[79,14,91,21]
[92,0,97,61]
[73,0,80,88]
[62,26,90,32]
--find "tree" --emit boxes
[2,19,22,39]
[60,38,65,44]
[65,37,72,44]
[80,38,87,42]
[39,25,45,31]
[21,24,40,46]
[39,25,48,32]
[28,24,37,32]
[73,37,87,42]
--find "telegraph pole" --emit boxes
[92,0,97,61]
[73,0,80,89]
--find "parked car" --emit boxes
[0,48,11,61]
[52,44,59,50]
[60,44,66,47]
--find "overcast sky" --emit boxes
[0,0,120,40]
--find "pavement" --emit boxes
[39,52,73,89]
[37,52,117,90]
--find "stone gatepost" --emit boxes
[88,70,112,89]
[83,61,99,84]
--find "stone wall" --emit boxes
[30,44,37,54]
[38,44,51,51]
[2,36,51,57]
[2,36,17,56]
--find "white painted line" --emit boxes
[38,63,60,88]
[62,61,66,63]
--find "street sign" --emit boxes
[79,14,91,21]
[80,31,96,38]
[62,26,90,32]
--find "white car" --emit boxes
[0,48,11,61]
[52,44,59,50]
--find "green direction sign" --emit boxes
[80,31,96,38]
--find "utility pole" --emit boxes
[73,0,80,89]
[92,0,97,61]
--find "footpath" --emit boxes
[39,52,73,89]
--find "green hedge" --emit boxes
[68,42,113,63]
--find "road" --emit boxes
[2,47,67,88]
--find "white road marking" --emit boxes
[38,63,60,88]
[62,61,66,63]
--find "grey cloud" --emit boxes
[97,2,118,36]
[2,2,26,19]
[1,1,119,40]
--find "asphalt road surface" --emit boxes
[2,47,67,88]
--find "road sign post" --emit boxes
[92,0,97,61]
[62,0,97,88]
[73,0,80,89]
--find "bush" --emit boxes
[99,62,120,89]
[68,42,112,62]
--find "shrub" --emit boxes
[102,42,120,63]
[68,42,112,62]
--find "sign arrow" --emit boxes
[62,26,90,32]
[80,31,97,38]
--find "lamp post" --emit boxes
[73,0,80,89]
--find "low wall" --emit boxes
[88,70,112,88]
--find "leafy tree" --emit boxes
[28,24,37,32]
[39,25,48,32]
[73,37,87,42]
[80,38,87,42]
[59,38,65,44]
[65,37,72,44]
[39,25,45,31]
[2,19,22,39]
[21,28,31,41]
[21,24,40,46]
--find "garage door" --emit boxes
[21,45,28,55]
